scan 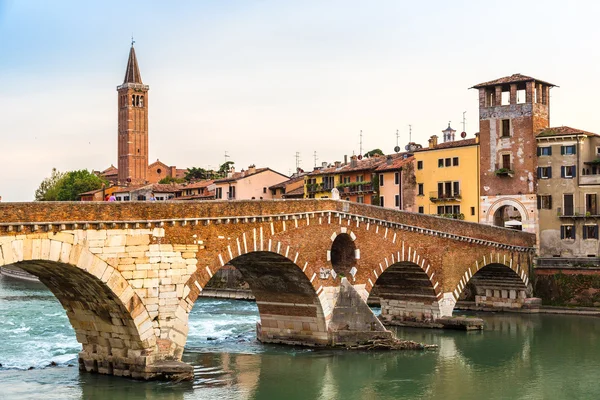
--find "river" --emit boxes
[1,274,599,400]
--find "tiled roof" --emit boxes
[123,45,143,84]
[183,180,214,189]
[269,174,305,189]
[178,191,216,200]
[414,138,477,152]
[308,155,396,176]
[283,186,305,197]
[375,155,415,172]
[471,73,556,89]
[537,126,598,137]
[215,168,287,183]
[113,183,183,194]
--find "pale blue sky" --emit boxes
[1,0,600,201]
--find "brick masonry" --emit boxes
[0,199,536,379]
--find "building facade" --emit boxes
[537,127,600,257]
[375,155,416,212]
[213,166,288,200]
[473,74,555,233]
[413,134,480,222]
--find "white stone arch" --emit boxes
[484,197,530,227]
[0,234,158,373]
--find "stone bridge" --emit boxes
[0,200,535,380]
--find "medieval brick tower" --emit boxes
[117,44,149,185]
[473,74,555,233]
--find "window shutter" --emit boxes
[548,147,552,156]
[537,195,541,210]
[561,146,565,155]
[537,147,541,156]
[573,167,577,177]
[561,166,565,178]
[584,227,588,239]
[548,167,552,178]
[549,196,552,209]
[573,145,577,155]
[560,226,565,239]
[572,227,576,239]
[537,167,541,178]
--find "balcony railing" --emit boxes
[337,182,374,194]
[429,191,461,202]
[558,207,600,218]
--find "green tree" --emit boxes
[159,176,185,184]
[364,149,384,158]
[218,161,234,177]
[184,167,208,181]
[34,168,65,201]
[35,169,107,201]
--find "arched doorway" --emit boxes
[493,205,523,230]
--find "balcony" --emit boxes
[429,191,461,202]
[494,163,514,177]
[306,183,324,193]
[337,182,374,194]
[558,207,599,218]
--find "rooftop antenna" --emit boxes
[408,124,412,143]
[313,151,318,168]
[224,151,230,164]
[295,151,301,171]
[359,130,363,156]
[394,129,401,153]
[462,111,467,133]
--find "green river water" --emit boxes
[0,274,599,400]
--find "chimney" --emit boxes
[248,164,256,174]
[428,135,438,148]
[240,169,246,177]
[386,155,393,165]
[344,155,348,165]
[321,161,328,169]
[350,155,358,168]
[334,161,341,168]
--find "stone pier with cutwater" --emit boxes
[0,200,535,380]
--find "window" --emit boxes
[445,158,451,167]
[417,161,423,170]
[437,206,444,215]
[584,225,599,239]
[418,183,424,196]
[538,167,552,179]
[216,187,223,199]
[561,145,576,155]
[537,146,552,156]
[379,174,384,186]
[596,147,600,157]
[379,196,384,207]
[418,206,424,213]
[586,193,597,215]
[502,154,511,170]
[471,207,475,216]
[453,181,460,196]
[394,172,399,185]
[263,187,267,194]
[453,205,460,215]
[501,119,510,137]
[561,225,575,240]
[228,186,236,200]
[452,157,459,166]
[357,196,364,204]
[537,195,552,210]
[561,165,576,178]
[395,195,400,207]
[356,175,364,182]
[343,176,351,184]
[438,159,444,168]
[563,194,574,216]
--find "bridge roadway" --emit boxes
[0,199,535,380]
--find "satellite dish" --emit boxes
[358,155,363,160]
[394,145,401,153]
[404,145,410,151]
[461,131,467,139]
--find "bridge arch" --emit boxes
[453,253,531,310]
[0,235,160,378]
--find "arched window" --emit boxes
[140,96,144,107]
[132,95,135,106]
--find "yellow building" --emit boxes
[413,131,480,222]
[304,163,343,199]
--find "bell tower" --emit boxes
[117,42,149,185]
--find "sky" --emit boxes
[2,0,600,201]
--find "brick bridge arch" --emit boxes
[0,233,161,379]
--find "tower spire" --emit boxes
[123,42,143,84]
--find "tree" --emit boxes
[218,161,234,177]
[184,167,208,181]
[35,168,65,201]
[159,176,185,184]
[35,169,107,201]
[364,149,384,158]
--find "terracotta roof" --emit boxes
[214,168,288,183]
[269,174,306,189]
[537,126,598,137]
[123,45,143,84]
[283,186,305,197]
[375,155,415,172]
[471,73,556,89]
[79,188,104,196]
[414,138,478,152]
[183,180,214,189]
[308,155,394,176]
[112,183,183,194]
[178,191,216,200]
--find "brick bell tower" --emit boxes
[472,73,555,233]
[117,42,149,185]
